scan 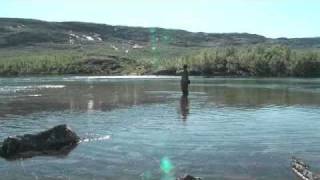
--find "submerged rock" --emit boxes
[0,124,79,159]
[177,174,202,180]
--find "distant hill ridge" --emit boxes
[1,18,320,48]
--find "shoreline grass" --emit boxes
[0,44,320,77]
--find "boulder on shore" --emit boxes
[177,174,202,180]
[0,124,80,160]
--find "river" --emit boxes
[0,76,320,180]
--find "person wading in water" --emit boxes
[181,64,190,96]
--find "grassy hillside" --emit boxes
[0,18,268,48]
[0,18,320,76]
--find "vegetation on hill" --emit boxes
[0,18,269,48]
[156,45,320,77]
[0,18,320,77]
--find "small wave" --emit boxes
[80,135,111,143]
[0,85,65,94]
[27,94,42,97]
[64,76,179,80]
[35,85,65,89]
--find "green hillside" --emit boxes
[0,18,320,76]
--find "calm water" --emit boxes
[0,76,320,180]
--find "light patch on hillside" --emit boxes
[133,44,144,49]
[111,45,119,51]
[83,35,94,41]
[68,32,103,43]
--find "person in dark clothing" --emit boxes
[181,65,190,96]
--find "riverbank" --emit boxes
[1,45,320,77]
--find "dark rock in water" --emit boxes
[0,124,80,160]
[176,174,202,180]
[153,69,177,75]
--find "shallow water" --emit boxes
[0,76,320,180]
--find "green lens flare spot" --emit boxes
[160,157,174,174]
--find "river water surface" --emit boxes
[0,76,320,180]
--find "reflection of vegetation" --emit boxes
[157,45,320,77]
[193,81,320,107]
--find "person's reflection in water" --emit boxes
[180,95,190,120]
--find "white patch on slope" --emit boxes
[83,35,94,41]
[133,44,144,49]
[111,45,119,51]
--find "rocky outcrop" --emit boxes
[177,174,202,180]
[0,124,79,160]
[153,69,177,75]
[78,55,137,75]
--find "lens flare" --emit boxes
[160,157,174,174]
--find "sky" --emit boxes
[1,0,319,38]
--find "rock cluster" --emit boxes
[0,124,79,159]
